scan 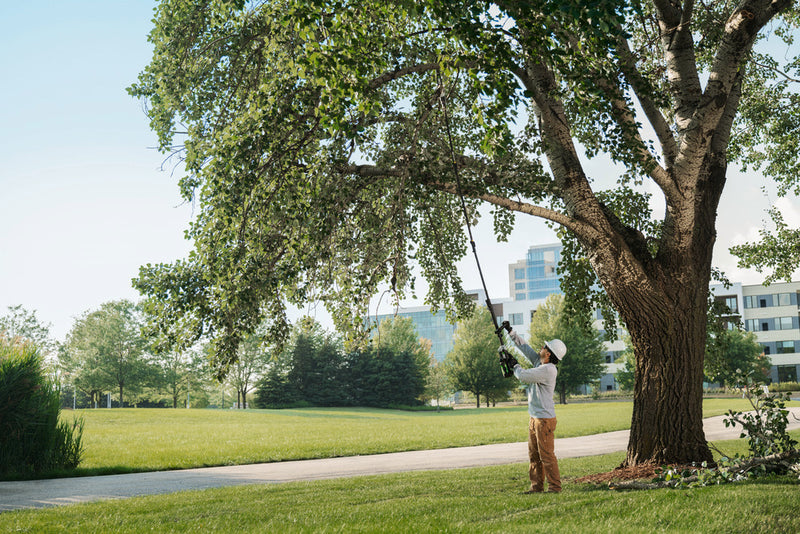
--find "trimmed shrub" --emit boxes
[0,336,84,476]
[769,382,799,394]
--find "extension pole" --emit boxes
[437,73,514,376]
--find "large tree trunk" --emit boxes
[595,228,717,466]
[623,294,712,466]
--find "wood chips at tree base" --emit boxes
[575,463,697,484]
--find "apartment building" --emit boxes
[711,281,800,383]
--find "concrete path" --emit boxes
[2,408,799,512]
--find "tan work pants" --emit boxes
[528,417,561,493]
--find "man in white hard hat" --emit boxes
[502,322,565,494]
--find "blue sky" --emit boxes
[1,2,797,342]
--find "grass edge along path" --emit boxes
[64,398,770,476]
[1,436,799,533]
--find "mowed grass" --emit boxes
[68,398,763,474]
[3,435,799,533]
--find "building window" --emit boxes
[777,293,792,307]
[745,319,757,331]
[761,321,770,331]
[763,344,771,355]
[724,296,738,313]
[514,268,525,280]
[778,317,795,330]
[777,341,796,354]
[515,282,525,290]
[744,296,754,309]
[760,298,768,308]
[777,365,798,383]
[515,293,526,301]
[509,313,524,326]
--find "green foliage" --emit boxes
[424,356,453,408]
[724,369,798,459]
[129,0,800,465]
[253,349,299,409]
[222,330,273,407]
[770,382,800,393]
[0,305,58,357]
[63,300,152,407]
[445,306,513,407]
[704,327,770,387]
[527,294,607,403]
[372,316,431,386]
[648,371,800,490]
[0,337,84,477]
[730,206,800,284]
[348,345,426,407]
[255,319,428,408]
[614,336,636,392]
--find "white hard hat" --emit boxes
[545,339,567,361]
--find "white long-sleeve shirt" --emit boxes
[508,332,557,419]
[514,361,557,419]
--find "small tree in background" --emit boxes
[0,336,83,476]
[425,354,452,410]
[64,300,151,407]
[705,327,770,388]
[528,294,606,404]
[224,331,272,408]
[0,305,59,360]
[445,306,512,408]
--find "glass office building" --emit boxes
[508,243,563,301]
[373,307,459,362]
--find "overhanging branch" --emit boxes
[427,180,584,234]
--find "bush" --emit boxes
[0,336,84,477]
[769,382,799,394]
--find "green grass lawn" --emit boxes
[61,397,771,475]
[2,400,798,532]
[2,436,799,533]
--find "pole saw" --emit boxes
[437,75,518,378]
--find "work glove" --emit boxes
[498,346,519,377]
[500,320,524,346]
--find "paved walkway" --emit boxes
[2,408,799,512]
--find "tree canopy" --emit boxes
[705,327,770,386]
[0,305,58,358]
[131,0,800,465]
[63,300,150,407]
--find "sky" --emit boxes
[1,2,798,343]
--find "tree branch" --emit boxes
[617,37,680,171]
[368,63,440,90]
[653,0,703,134]
[676,0,790,181]
[337,164,404,178]
[427,180,584,234]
